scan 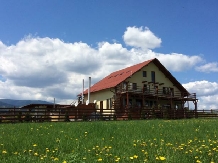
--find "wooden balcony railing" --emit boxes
[116,85,196,99]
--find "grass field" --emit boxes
[0,119,218,163]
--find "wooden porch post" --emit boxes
[194,100,198,118]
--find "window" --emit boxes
[163,87,170,95]
[170,88,174,97]
[106,99,109,109]
[163,87,167,94]
[143,71,147,77]
[123,82,127,90]
[151,71,155,83]
[143,84,150,93]
[163,87,174,96]
[132,83,137,90]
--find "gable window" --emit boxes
[143,71,147,77]
[151,71,155,83]
[132,83,137,90]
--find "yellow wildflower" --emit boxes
[2,150,7,154]
[133,155,138,159]
[159,156,166,160]
[98,158,102,161]
[54,157,59,161]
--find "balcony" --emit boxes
[117,85,196,100]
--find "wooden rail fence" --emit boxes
[0,107,218,123]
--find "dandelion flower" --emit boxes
[133,155,138,159]
[2,150,7,154]
[98,158,102,161]
[130,157,134,160]
[159,156,166,161]
[63,161,67,163]
[54,157,59,161]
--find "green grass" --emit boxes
[0,119,218,163]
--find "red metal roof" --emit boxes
[83,58,154,94]
[83,58,189,95]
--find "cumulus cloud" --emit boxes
[183,80,218,109]
[0,26,214,105]
[123,26,161,50]
[195,62,218,73]
[156,53,203,72]
[183,80,218,96]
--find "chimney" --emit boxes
[82,79,84,104]
[88,77,91,104]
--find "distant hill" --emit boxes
[0,99,53,108]
[0,101,15,108]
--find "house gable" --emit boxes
[83,58,189,96]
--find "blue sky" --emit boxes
[0,0,218,109]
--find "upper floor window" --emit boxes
[143,84,150,93]
[163,87,174,96]
[132,83,137,90]
[123,82,127,90]
[151,71,155,83]
[143,71,147,77]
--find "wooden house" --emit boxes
[82,58,198,119]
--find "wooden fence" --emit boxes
[0,107,218,123]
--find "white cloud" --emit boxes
[196,62,218,73]
[0,27,214,105]
[156,53,203,72]
[183,80,218,110]
[183,80,218,96]
[123,26,161,50]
